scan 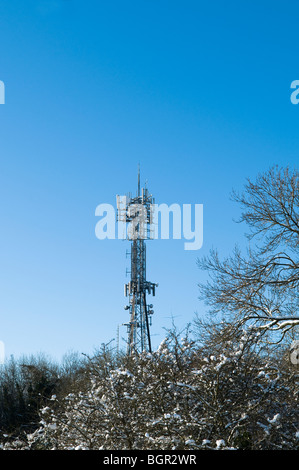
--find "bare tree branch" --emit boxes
[198,166,299,340]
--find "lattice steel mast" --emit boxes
[117,168,157,355]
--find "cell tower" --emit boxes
[117,168,158,355]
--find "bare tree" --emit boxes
[198,166,299,341]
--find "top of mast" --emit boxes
[138,163,140,197]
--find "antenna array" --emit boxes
[117,169,157,354]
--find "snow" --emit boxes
[216,439,225,449]
[185,439,196,446]
[268,414,280,425]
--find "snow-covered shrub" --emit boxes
[8,327,296,451]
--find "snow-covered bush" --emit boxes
[6,327,297,450]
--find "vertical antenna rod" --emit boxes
[137,163,140,197]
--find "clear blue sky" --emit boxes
[0,0,298,362]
